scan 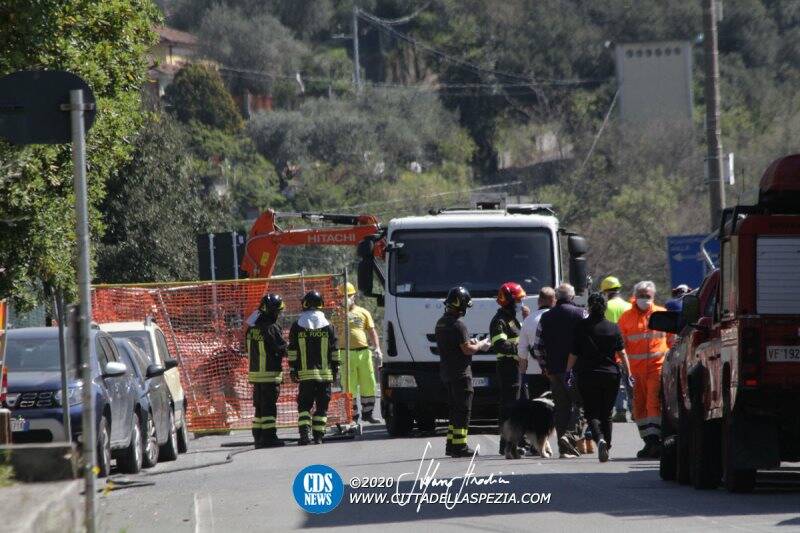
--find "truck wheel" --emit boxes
[659,391,677,481]
[722,391,756,493]
[691,397,721,490]
[676,387,692,485]
[415,407,436,434]
[385,401,413,437]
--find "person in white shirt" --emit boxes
[518,286,556,399]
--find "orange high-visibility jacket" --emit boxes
[617,304,669,372]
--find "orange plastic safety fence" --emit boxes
[91,276,352,432]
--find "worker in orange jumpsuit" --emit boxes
[617,280,669,459]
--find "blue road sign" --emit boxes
[667,235,720,289]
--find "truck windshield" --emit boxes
[390,228,554,297]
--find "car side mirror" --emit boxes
[681,294,701,325]
[648,311,680,334]
[164,358,179,370]
[104,361,127,377]
[146,363,166,378]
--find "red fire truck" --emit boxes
[652,154,800,492]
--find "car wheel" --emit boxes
[659,390,677,481]
[385,401,414,437]
[691,391,721,490]
[722,390,756,493]
[177,408,189,454]
[159,410,179,462]
[96,415,112,478]
[142,411,159,468]
[117,411,143,474]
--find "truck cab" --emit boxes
[371,204,588,436]
[652,154,800,492]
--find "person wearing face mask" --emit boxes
[491,282,529,455]
[617,280,669,458]
[336,282,382,425]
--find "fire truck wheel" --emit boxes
[676,385,692,485]
[722,390,756,493]
[690,395,722,490]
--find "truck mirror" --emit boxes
[682,294,701,325]
[358,256,375,297]
[569,256,588,294]
[649,311,680,334]
[567,235,589,256]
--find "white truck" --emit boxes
[357,203,589,436]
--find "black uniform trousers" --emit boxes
[297,381,332,437]
[496,358,520,434]
[523,374,551,400]
[445,377,473,449]
[576,371,620,445]
[252,383,280,443]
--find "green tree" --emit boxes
[97,114,229,283]
[0,0,160,308]
[164,64,243,132]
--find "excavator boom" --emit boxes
[241,210,382,278]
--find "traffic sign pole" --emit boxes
[68,88,96,533]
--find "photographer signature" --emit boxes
[394,441,510,511]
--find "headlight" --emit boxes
[387,375,417,388]
[55,383,84,406]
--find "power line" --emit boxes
[357,8,606,88]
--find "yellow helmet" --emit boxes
[600,276,622,292]
[338,282,357,297]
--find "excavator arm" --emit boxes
[240,209,384,279]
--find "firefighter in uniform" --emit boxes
[491,282,527,455]
[247,294,288,448]
[618,280,668,458]
[288,290,340,445]
[435,286,490,457]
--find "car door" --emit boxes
[133,343,168,439]
[154,328,182,424]
[101,336,133,445]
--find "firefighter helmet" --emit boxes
[600,276,622,292]
[496,282,526,307]
[444,286,473,315]
[259,293,285,315]
[301,290,324,310]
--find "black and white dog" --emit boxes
[501,392,556,459]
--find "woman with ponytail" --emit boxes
[566,293,632,462]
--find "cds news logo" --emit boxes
[292,464,344,514]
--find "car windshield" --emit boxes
[109,331,154,362]
[390,228,555,298]
[4,336,76,374]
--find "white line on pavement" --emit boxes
[194,492,214,533]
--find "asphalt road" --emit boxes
[98,421,800,533]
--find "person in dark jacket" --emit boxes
[247,293,288,448]
[533,283,587,458]
[566,293,632,462]
[288,291,340,445]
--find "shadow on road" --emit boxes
[301,466,800,529]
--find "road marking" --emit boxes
[194,492,214,533]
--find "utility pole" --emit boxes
[352,5,362,94]
[703,0,725,229]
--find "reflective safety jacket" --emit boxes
[246,315,288,383]
[617,304,669,372]
[288,322,340,382]
[490,308,521,361]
